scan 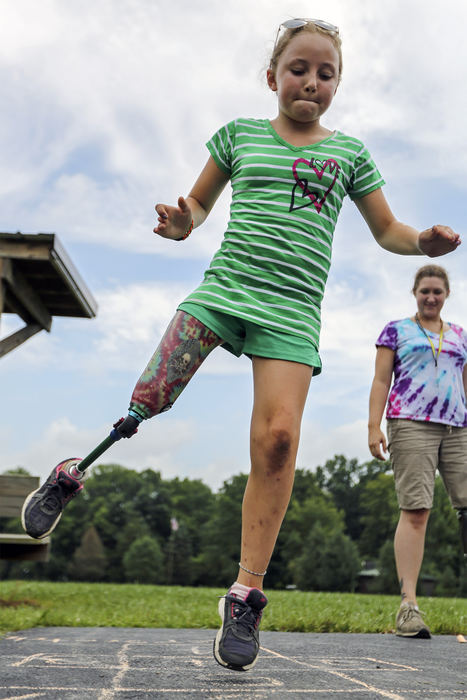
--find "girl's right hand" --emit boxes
[368,426,388,461]
[154,196,193,240]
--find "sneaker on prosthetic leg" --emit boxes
[21,459,85,539]
[21,414,140,540]
[213,587,268,671]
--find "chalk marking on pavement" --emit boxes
[319,656,418,672]
[11,653,120,670]
[11,653,45,667]
[0,693,48,700]
[0,686,400,696]
[5,684,465,700]
[353,657,417,671]
[3,634,466,698]
[1,688,98,694]
[261,646,406,700]
[190,644,206,666]
[98,641,131,700]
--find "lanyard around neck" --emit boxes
[415,314,444,367]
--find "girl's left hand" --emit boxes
[418,225,461,257]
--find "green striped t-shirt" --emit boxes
[180,118,384,352]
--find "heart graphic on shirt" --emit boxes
[289,157,340,213]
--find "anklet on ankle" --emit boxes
[238,562,267,577]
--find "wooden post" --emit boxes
[0,257,4,323]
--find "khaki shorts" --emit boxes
[387,418,467,510]
[178,301,322,372]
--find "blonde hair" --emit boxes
[269,23,343,84]
[412,264,450,294]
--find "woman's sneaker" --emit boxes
[396,602,431,638]
[213,588,268,671]
[21,459,84,539]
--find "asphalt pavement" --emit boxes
[1,627,466,699]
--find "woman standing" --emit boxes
[368,265,467,638]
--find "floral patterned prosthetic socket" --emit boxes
[129,311,222,420]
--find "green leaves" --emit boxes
[2,457,464,595]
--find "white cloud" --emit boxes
[88,280,251,375]
[3,0,467,255]
[298,418,373,470]
[1,0,467,493]
[0,278,251,378]
[0,415,196,484]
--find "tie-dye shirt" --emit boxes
[376,318,467,427]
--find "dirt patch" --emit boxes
[0,597,40,608]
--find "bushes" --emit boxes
[2,457,465,595]
[123,536,165,584]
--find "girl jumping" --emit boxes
[23,18,461,671]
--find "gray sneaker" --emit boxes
[21,459,84,539]
[396,602,431,638]
[213,588,268,671]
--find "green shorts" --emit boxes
[387,418,467,510]
[178,302,322,372]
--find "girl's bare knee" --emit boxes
[251,423,297,475]
[266,428,292,473]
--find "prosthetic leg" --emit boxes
[22,312,221,538]
[74,310,222,475]
[457,508,467,558]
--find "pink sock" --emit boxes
[229,582,254,600]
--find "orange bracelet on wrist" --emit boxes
[176,219,194,241]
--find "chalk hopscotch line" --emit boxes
[261,646,410,700]
[4,686,467,697]
[2,636,463,699]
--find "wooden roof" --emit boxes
[0,232,97,318]
[0,232,97,357]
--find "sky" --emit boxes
[1,0,466,491]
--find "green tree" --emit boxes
[316,455,390,542]
[67,525,108,581]
[276,488,348,589]
[123,535,165,584]
[375,539,399,594]
[133,469,172,539]
[166,524,194,585]
[1,467,32,475]
[290,523,360,592]
[290,468,323,504]
[269,468,329,588]
[358,473,398,558]
[113,511,152,578]
[435,565,458,597]
[166,477,215,557]
[423,477,461,585]
[195,474,247,586]
[86,465,167,580]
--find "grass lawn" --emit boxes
[1,581,467,637]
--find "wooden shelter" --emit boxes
[0,475,51,561]
[0,232,97,357]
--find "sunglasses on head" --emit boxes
[273,18,339,52]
